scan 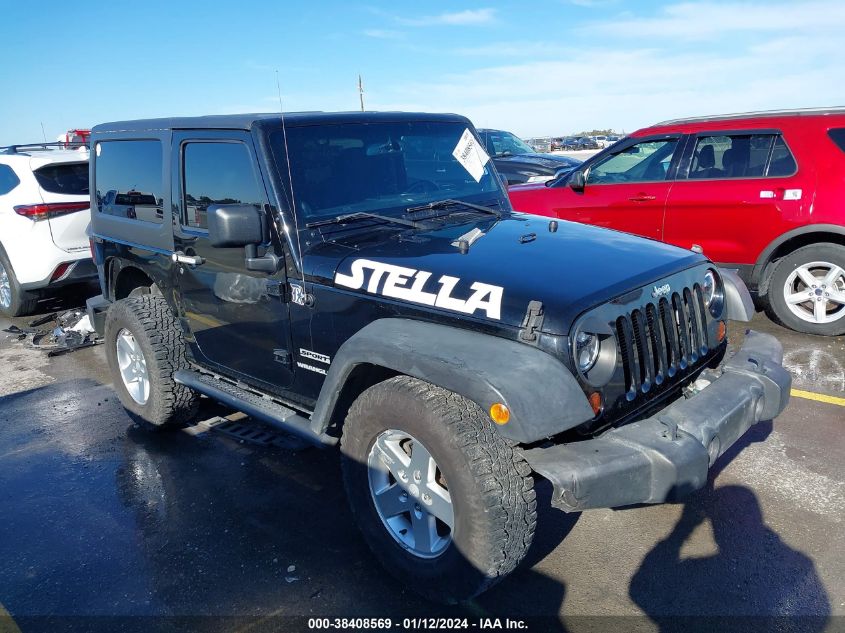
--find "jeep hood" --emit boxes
[495,153,580,173]
[309,214,706,335]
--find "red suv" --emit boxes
[509,108,845,335]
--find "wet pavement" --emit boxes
[0,299,843,632]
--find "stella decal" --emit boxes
[335,258,503,320]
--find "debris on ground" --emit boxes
[3,309,100,356]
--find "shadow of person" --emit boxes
[629,485,830,633]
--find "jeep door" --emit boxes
[663,130,803,266]
[552,136,681,241]
[171,131,294,390]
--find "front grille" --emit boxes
[615,284,711,400]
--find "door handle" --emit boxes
[172,251,204,266]
[628,194,656,202]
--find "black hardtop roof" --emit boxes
[92,111,470,134]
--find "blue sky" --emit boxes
[1,0,843,145]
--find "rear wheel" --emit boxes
[340,376,536,603]
[767,243,845,336]
[0,250,38,318]
[105,295,199,429]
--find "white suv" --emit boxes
[0,143,96,316]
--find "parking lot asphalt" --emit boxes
[0,300,842,632]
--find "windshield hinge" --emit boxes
[265,279,285,299]
[273,348,291,366]
[519,300,545,344]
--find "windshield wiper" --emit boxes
[305,211,420,230]
[406,199,502,219]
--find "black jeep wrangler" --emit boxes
[86,112,790,602]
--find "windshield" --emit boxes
[268,121,506,224]
[480,130,534,157]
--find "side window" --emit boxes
[689,133,795,179]
[0,165,20,195]
[829,128,845,153]
[95,140,164,223]
[766,136,797,177]
[587,139,678,184]
[182,142,264,230]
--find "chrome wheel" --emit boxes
[116,328,150,405]
[367,430,453,559]
[783,261,845,325]
[0,261,11,309]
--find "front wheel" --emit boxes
[340,376,536,603]
[766,243,845,336]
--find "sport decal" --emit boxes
[335,259,503,320]
[300,348,331,365]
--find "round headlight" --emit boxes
[575,331,600,372]
[702,269,725,317]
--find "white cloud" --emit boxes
[595,0,845,39]
[370,38,845,137]
[567,0,619,7]
[363,29,403,40]
[397,8,497,27]
[363,1,845,136]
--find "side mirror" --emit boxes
[207,204,263,248]
[568,170,586,192]
[207,204,280,274]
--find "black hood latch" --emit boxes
[519,300,545,344]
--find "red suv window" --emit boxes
[828,128,845,153]
[686,133,796,179]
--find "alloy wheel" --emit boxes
[116,328,150,405]
[0,262,11,309]
[367,429,454,559]
[783,261,845,325]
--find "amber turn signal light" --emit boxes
[717,320,727,342]
[588,392,603,416]
[489,403,510,425]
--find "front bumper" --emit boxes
[523,330,790,512]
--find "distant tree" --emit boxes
[576,129,617,136]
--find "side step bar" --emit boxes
[173,370,337,448]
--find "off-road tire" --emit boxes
[0,247,39,317]
[766,243,845,336]
[105,295,199,429]
[340,375,537,603]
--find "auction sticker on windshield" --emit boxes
[453,128,490,183]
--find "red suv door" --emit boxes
[543,136,682,241]
[663,130,803,266]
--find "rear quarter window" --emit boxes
[766,136,797,177]
[0,164,20,195]
[95,140,164,223]
[828,128,845,153]
[34,162,89,195]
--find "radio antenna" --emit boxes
[276,70,307,289]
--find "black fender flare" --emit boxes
[752,224,845,288]
[718,268,755,322]
[310,318,595,444]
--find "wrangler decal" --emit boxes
[335,258,503,320]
